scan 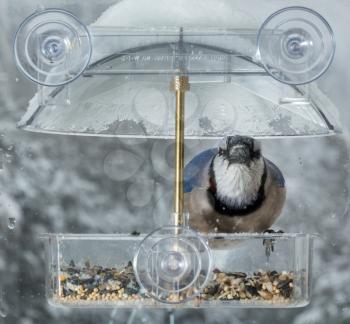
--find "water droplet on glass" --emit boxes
[0,301,8,318]
[134,88,168,127]
[103,149,143,181]
[116,121,148,146]
[127,180,154,207]
[8,217,16,230]
[15,78,19,83]
[202,98,236,132]
[0,310,7,318]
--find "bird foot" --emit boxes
[262,229,284,260]
[263,229,284,234]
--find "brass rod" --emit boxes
[171,75,189,227]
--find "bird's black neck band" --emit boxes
[208,160,267,217]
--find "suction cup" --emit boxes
[134,226,212,304]
[14,9,92,86]
[257,7,335,85]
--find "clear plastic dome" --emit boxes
[16,11,339,138]
[18,57,339,138]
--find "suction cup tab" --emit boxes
[134,226,212,304]
[257,7,335,85]
[14,9,92,86]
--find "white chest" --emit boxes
[212,156,264,207]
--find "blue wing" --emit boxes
[184,148,218,193]
[265,158,285,188]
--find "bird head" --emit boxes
[210,136,265,212]
[218,135,261,166]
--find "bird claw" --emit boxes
[262,229,284,260]
[263,229,284,234]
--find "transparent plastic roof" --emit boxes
[18,27,339,138]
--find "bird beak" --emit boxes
[227,145,251,164]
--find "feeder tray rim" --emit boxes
[39,232,319,240]
[17,125,341,140]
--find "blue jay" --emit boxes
[184,136,286,234]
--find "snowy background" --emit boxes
[0,0,350,323]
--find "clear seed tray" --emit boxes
[42,232,314,308]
